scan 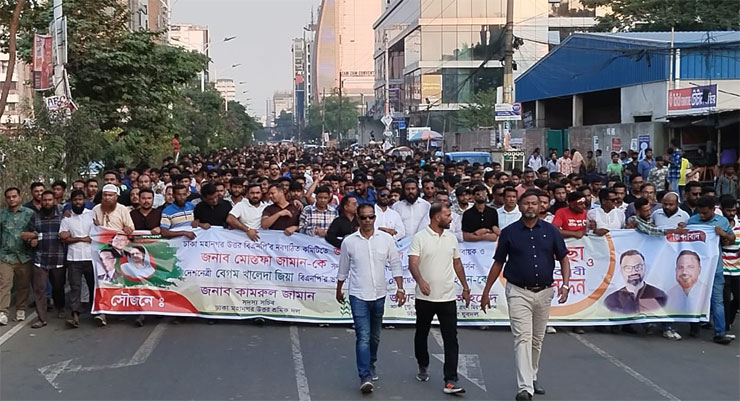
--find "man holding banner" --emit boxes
[336,203,404,394]
[481,190,570,401]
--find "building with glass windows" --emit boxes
[373,0,604,131]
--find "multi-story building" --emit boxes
[273,91,294,122]
[373,0,604,128]
[215,79,236,104]
[125,0,149,31]
[312,0,384,112]
[292,38,307,126]
[0,53,32,127]
[169,24,210,81]
[147,0,171,41]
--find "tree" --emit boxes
[0,0,26,123]
[302,104,323,142]
[457,88,496,130]
[224,100,260,147]
[274,110,294,140]
[321,95,359,141]
[582,0,740,32]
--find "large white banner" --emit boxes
[90,226,719,326]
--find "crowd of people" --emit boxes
[0,142,738,398]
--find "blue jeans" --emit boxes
[349,295,385,382]
[711,267,726,337]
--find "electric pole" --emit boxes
[503,0,514,104]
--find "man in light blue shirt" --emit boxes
[687,196,736,345]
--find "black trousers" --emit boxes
[414,299,458,383]
[67,261,95,314]
[724,275,740,330]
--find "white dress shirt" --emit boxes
[374,204,406,240]
[587,207,626,230]
[337,230,402,301]
[497,206,522,229]
[651,208,690,228]
[59,209,94,261]
[392,198,430,237]
[229,200,267,229]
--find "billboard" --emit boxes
[495,103,522,121]
[32,34,53,90]
[667,84,717,114]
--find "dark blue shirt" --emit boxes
[494,219,568,287]
[348,188,376,205]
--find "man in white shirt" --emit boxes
[587,188,626,235]
[652,192,689,228]
[374,188,405,240]
[336,203,404,394]
[58,190,95,328]
[227,183,265,242]
[498,187,522,229]
[408,202,470,394]
[392,178,430,237]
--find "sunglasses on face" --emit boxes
[378,193,390,198]
[359,215,376,221]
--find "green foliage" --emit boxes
[457,88,496,130]
[582,0,740,32]
[302,104,324,142]
[321,95,359,140]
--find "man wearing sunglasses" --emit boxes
[336,204,405,394]
[373,188,405,240]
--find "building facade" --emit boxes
[292,38,308,127]
[169,24,210,81]
[312,0,384,111]
[0,53,32,127]
[273,91,294,122]
[372,0,604,130]
[215,79,236,104]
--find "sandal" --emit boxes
[31,321,47,329]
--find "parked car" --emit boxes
[444,151,492,164]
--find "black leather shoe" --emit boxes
[533,380,546,395]
[515,390,532,401]
[713,335,733,345]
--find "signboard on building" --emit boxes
[421,74,441,104]
[32,34,53,90]
[667,84,717,114]
[407,126,430,141]
[611,137,622,152]
[495,103,522,121]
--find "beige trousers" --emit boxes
[506,282,554,394]
[0,261,32,315]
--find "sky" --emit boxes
[171,0,319,117]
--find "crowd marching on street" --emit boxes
[0,141,738,400]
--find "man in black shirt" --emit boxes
[130,188,162,234]
[462,185,500,242]
[623,174,644,204]
[193,184,232,229]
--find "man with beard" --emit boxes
[228,183,265,242]
[392,178,430,237]
[538,191,554,223]
[480,190,570,401]
[612,182,629,213]
[680,181,702,216]
[0,187,35,325]
[421,178,436,204]
[462,185,500,242]
[604,250,667,314]
[651,192,689,228]
[552,191,588,240]
[451,186,472,216]
[373,187,405,240]
[226,177,247,206]
[516,169,537,198]
[349,176,376,205]
[408,202,470,394]
[624,183,659,219]
[299,186,337,237]
[547,184,567,214]
[687,196,736,345]
[193,184,232,229]
[160,185,196,240]
[666,251,707,318]
[24,182,45,212]
[90,184,134,327]
[587,188,625,236]
[22,191,67,328]
[59,190,95,328]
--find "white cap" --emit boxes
[102,184,120,195]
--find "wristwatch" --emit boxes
[396,288,406,293]
[561,284,570,290]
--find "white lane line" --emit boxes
[0,311,37,348]
[290,326,312,401]
[569,332,681,401]
[129,322,167,365]
[431,327,444,347]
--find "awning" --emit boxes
[666,110,740,129]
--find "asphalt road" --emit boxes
[1,308,738,401]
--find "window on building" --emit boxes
[421,27,442,62]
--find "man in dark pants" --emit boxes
[59,190,95,328]
[481,190,571,401]
[408,202,470,394]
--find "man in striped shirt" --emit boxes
[720,195,739,332]
[160,185,196,240]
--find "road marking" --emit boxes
[290,326,311,401]
[0,311,37,348]
[431,328,487,391]
[38,322,167,392]
[569,332,681,401]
